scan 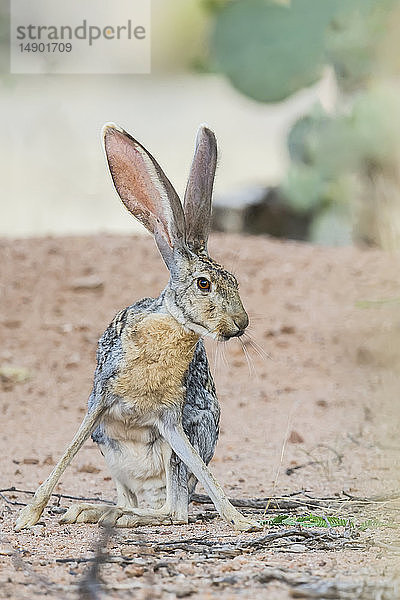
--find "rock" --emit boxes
[0,366,31,390]
[256,568,287,584]
[77,463,100,474]
[281,325,296,335]
[211,576,238,586]
[2,320,21,329]
[175,586,196,598]
[69,276,104,291]
[23,457,39,465]
[288,430,304,444]
[124,565,145,578]
[65,353,81,368]
[177,564,196,576]
[289,543,307,552]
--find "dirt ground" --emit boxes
[1,232,400,599]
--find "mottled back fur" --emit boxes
[15,125,259,534]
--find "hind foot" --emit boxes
[59,502,184,528]
[103,512,175,528]
[59,502,115,524]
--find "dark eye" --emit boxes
[197,277,211,292]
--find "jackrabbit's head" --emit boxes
[103,124,248,341]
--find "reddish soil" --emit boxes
[1,233,399,599]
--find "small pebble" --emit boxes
[289,544,307,553]
[124,565,145,578]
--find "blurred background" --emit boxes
[1,0,400,248]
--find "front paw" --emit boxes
[15,503,44,531]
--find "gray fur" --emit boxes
[88,125,244,508]
[90,297,220,498]
[14,125,256,533]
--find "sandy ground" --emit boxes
[1,232,400,599]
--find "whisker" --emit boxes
[188,339,200,355]
[248,314,269,322]
[200,326,219,344]
[243,337,264,360]
[213,340,222,381]
[187,325,221,358]
[212,340,218,375]
[249,340,272,362]
[239,337,258,380]
[220,341,230,370]
[243,332,272,361]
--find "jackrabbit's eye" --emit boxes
[197,277,211,292]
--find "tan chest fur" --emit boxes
[111,313,199,414]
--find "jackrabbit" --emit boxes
[15,124,260,532]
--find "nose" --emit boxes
[233,312,249,336]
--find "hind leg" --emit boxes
[60,449,140,525]
[100,454,188,527]
[60,482,139,525]
[60,487,175,527]
[115,480,138,509]
[61,441,190,528]
[97,454,189,527]
[60,470,140,525]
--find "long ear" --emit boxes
[103,123,186,269]
[183,125,217,255]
